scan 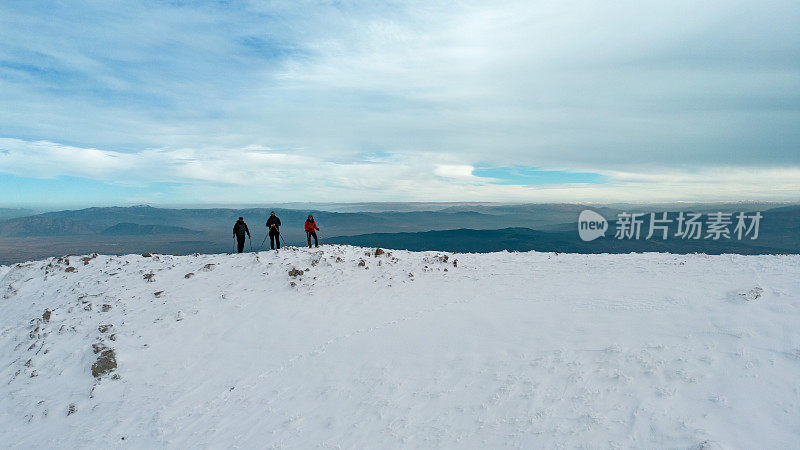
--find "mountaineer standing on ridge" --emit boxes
[266,211,281,250]
[305,215,320,248]
[232,217,251,253]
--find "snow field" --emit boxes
[1,246,798,448]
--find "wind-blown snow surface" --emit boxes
[1,246,799,448]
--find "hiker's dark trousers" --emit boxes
[269,230,280,250]
[237,235,246,253]
[307,231,318,248]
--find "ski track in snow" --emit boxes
[0,246,799,448]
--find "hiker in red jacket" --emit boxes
[304,215,319,248]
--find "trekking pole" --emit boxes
[260,234,267,247]
[232,235,236,254]
[280,234,287,247]
[249,235,253,252]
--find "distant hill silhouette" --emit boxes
[0,216,94,237]
[0,208,38,222]
[100,223,204,236]
[328,226,798,255]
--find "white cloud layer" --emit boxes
[1,138,797,202]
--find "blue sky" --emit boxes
[0,0,798,206]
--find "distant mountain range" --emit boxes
[0,204,615,239]
[0,203,796,264]
[329,205,800,254]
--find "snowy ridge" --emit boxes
[1,246,799,448]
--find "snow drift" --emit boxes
[1,246,798,448]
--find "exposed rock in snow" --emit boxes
[91,348,117,378]
[739,286,764,301]
[691,439,731,450]
[0,246,798,447]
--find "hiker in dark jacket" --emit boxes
[232,217,250,253]
[266,211,281,250]
[304,215,319,248]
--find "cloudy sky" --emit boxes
[1,0,798,206]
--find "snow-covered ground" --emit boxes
[1,246,798,448]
